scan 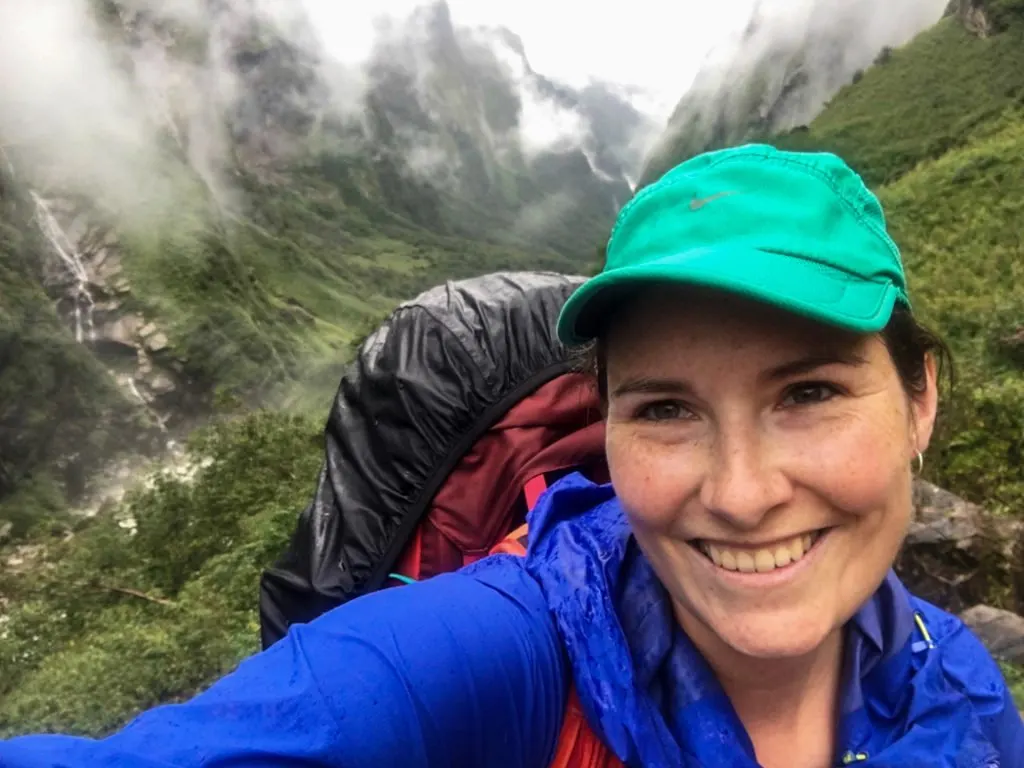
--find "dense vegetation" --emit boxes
[773,5,1024,186]
[0,411,322,735]
[3,0,1024,741]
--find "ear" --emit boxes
[910,353,939,456]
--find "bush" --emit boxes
[0,410,322,736]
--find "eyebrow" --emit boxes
[609,351,868,399]
[610,377,695,399]
[762,351,868,382]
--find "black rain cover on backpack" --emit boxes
[258,271,587,649]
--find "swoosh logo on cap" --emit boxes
[689,190,739,211]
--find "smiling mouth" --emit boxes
[689,529,831,574]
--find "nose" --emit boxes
[699,425,793,530]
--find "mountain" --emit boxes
[0,0,656,526]
[4,0,1024,739]
[639,0,949,185]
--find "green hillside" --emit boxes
[113,154,588,408]
[877,120,1024,512]
[774,4,1024,185]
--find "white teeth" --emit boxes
[773,546,792,567]
[790,536,805,561]
[699,532,820,574]
[736,552,756,573]
[720,549,737,571]
[754,550,775,573]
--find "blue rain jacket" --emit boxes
[0,473,1021,767]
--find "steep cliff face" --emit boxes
[0,163,160,521]
[358,2,646,247]
[639,0,949,185]
[0,0,659,516]
[945,0,1024,36]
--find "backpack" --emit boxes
[258,271,609,649]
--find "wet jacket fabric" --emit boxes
[525,474,1024,767]
[1,473,1021,767]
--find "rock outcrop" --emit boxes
[30,193,190,431]
[897,479,1023,614]
[945,0,993,36]
[960,604,1024,663]
[945,0,1024,36]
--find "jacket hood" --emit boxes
[523,473,1009,767]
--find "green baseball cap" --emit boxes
[556,143,910,346]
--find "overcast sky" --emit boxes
[299,0,760,119]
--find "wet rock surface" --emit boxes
[896,479,1023,615]
[30,193,192,430]
[960,604,1024,663]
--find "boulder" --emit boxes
[144,371,176,396]
[895,480,1022,614]
[146,332,170,353]
[960,604,1024,663]
[945,0,993,36]
[97,314,144,347]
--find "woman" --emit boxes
[1,144,1021,767]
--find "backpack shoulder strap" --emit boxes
[490,524,530,557]
[486,489,624,768]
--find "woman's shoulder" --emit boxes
[908,596,1007,687]
[907,594,1024,761]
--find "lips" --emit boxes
[692,530,827,574]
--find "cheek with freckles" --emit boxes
[789,411,907,514]
[605,426,700,533]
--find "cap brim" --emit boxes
[556,246,902,346]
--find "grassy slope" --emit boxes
[115,151,589,414]
[878,118,1024,513]
[774,13,1024,186]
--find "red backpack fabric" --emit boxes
[389,371,607,583]
[258,272,601,647]
[259,271,616,765]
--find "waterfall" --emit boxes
[30,191,96,344]
[120,374,170,436]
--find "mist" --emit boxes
[651,0,950,170]
[0,0,173,216]
[0,0,953,223]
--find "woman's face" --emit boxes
[603,288,938,662]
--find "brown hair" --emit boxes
[576,303,954,406]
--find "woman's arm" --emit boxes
[0,555,567,768]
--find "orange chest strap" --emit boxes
[489,514,624,768]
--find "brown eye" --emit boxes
[637,401,691,422]
[781,382,839,408]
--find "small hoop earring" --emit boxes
[915,451,924,474]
